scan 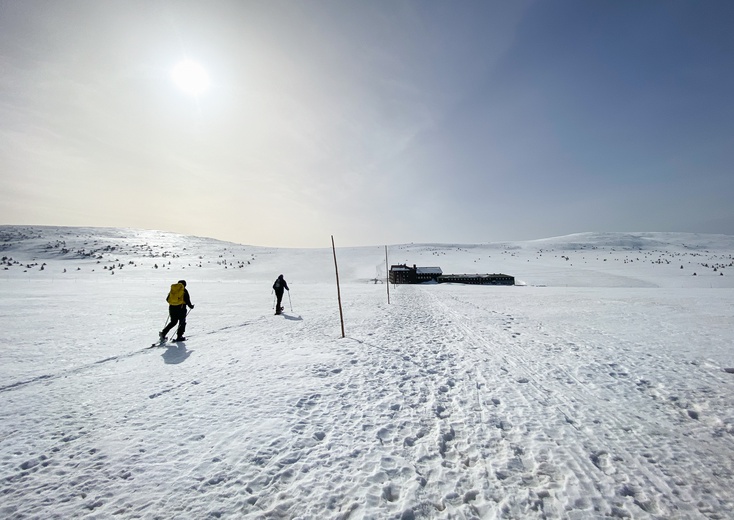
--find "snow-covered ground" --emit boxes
[1,226,733,519]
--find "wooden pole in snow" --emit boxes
[385,245,390,304]
[332,235,345,338]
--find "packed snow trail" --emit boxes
[215,283,734,519]
[317,285,734,518]
[411,286,734,518]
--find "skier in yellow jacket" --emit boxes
[160,280,194,341]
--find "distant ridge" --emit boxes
[1,225,732,287]
[526,231,734,251]
[2,225,732,252]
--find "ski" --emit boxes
[149,335,191,347]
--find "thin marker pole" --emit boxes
[331,235,345,338]
[385,245,390,304]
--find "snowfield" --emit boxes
[1,226,733,519]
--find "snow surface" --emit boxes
[1,226,733,519]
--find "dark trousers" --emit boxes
[275,290,284,314]
[162,305,187,338]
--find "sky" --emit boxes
[1,0,733,247]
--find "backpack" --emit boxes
[167,283,186,305]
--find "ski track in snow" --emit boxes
[1,227,734,519]
[417,287,733,518]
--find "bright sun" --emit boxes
[171,59,210,96]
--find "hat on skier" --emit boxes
[178,280,187,287]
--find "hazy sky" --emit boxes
[1,0,733,247]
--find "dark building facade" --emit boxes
[389,264,442,284]
[389,264,514,286]
[438,273,515,285]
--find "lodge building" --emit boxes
[389,264,443,284]
[389,264,515,286]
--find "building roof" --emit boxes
[389,265,442,274]
[440,273,513,278]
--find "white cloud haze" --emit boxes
[1,1,733,246]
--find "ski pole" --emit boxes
[161,315,170,334]
[287,290,293,311]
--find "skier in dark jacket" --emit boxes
[160,280,194,341]
[272,274,289,315]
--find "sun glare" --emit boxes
[171,59,210,96]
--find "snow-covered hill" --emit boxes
[2,226,733,288]
[1,226,733,519]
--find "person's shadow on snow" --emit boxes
[282,313,303,321]
[162,344,192,364]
